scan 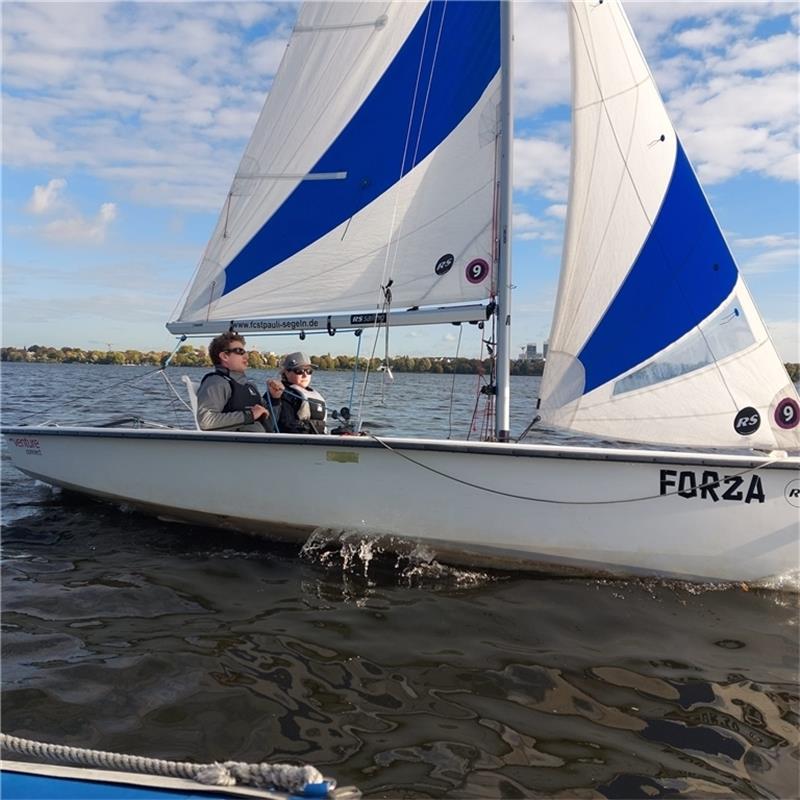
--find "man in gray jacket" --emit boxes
[196,332,270,432]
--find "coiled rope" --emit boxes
[0,733,328,796]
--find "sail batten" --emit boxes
[539,0,799,451]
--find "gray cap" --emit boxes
[283,351,312,369]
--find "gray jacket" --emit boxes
[196,370,266,433]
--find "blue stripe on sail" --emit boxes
[577,140,738,395]
[222,0,500,297]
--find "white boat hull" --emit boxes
[3,427,799,584]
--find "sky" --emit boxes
[2,0,798,363]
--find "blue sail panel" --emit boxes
[222,1,500,298]
[577,141,738,395]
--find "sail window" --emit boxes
[612,297,756,395]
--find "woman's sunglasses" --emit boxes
[223,347,247,356]
[291,368,313,376]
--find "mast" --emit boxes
[495,0,514,442]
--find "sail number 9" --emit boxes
[774,397,800,430]
[465,258,489,284]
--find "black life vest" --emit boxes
[201,368,265,413]
[280,383,326,434]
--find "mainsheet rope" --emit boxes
[367,435,784,505]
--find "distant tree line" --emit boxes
[0,345,548,375]
[3,346,798,380]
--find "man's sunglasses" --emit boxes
[223,347,247,356]
[291,368,313,376]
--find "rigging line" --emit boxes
[447,325,463,439]
[396,2,434,196]
[348,330,363,412]
[368,435,784,505]
[467,330,488,440]
[13,363,173,425]
[380,281,394,403]
[14,339,189,426]
[407,0,448,170]
[490,133,501,284]
[264,391,280,433]
[380,2,448,304]
[372,1,441,316]
[356,318,385,432]
[159,370,193,416]
[159,371,201,430]
[485,307,498,441]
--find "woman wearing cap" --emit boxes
[264,352,327,434]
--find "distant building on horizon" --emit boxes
[522,342,548,362]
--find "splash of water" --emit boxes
[301,527,494,589]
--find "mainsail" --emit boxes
[539,0,799,451]
[168,1,501,335]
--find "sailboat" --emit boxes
[4,0,799,585]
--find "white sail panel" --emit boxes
[545,279,800,450]
[190,79,499,320]
[539,0,800,450]
[172,1,501,327]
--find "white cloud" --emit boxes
[43,203,118,244]
[710,31,798,73]
[0,0,796,356]
[2,0,796,217]
[739,246,800,275]
[513,3,570,115]
[629,4,799,186]
[1,2,291,211]
[674,19,739,50]
[513,210,548,241]
[26,178,66,214]
[735,234,799,249]
[513,137,570,201]
[248,36,289,76]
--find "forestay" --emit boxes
[538,0,800,451]
[169,1,501,336]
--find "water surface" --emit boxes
[2,363,798,798]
